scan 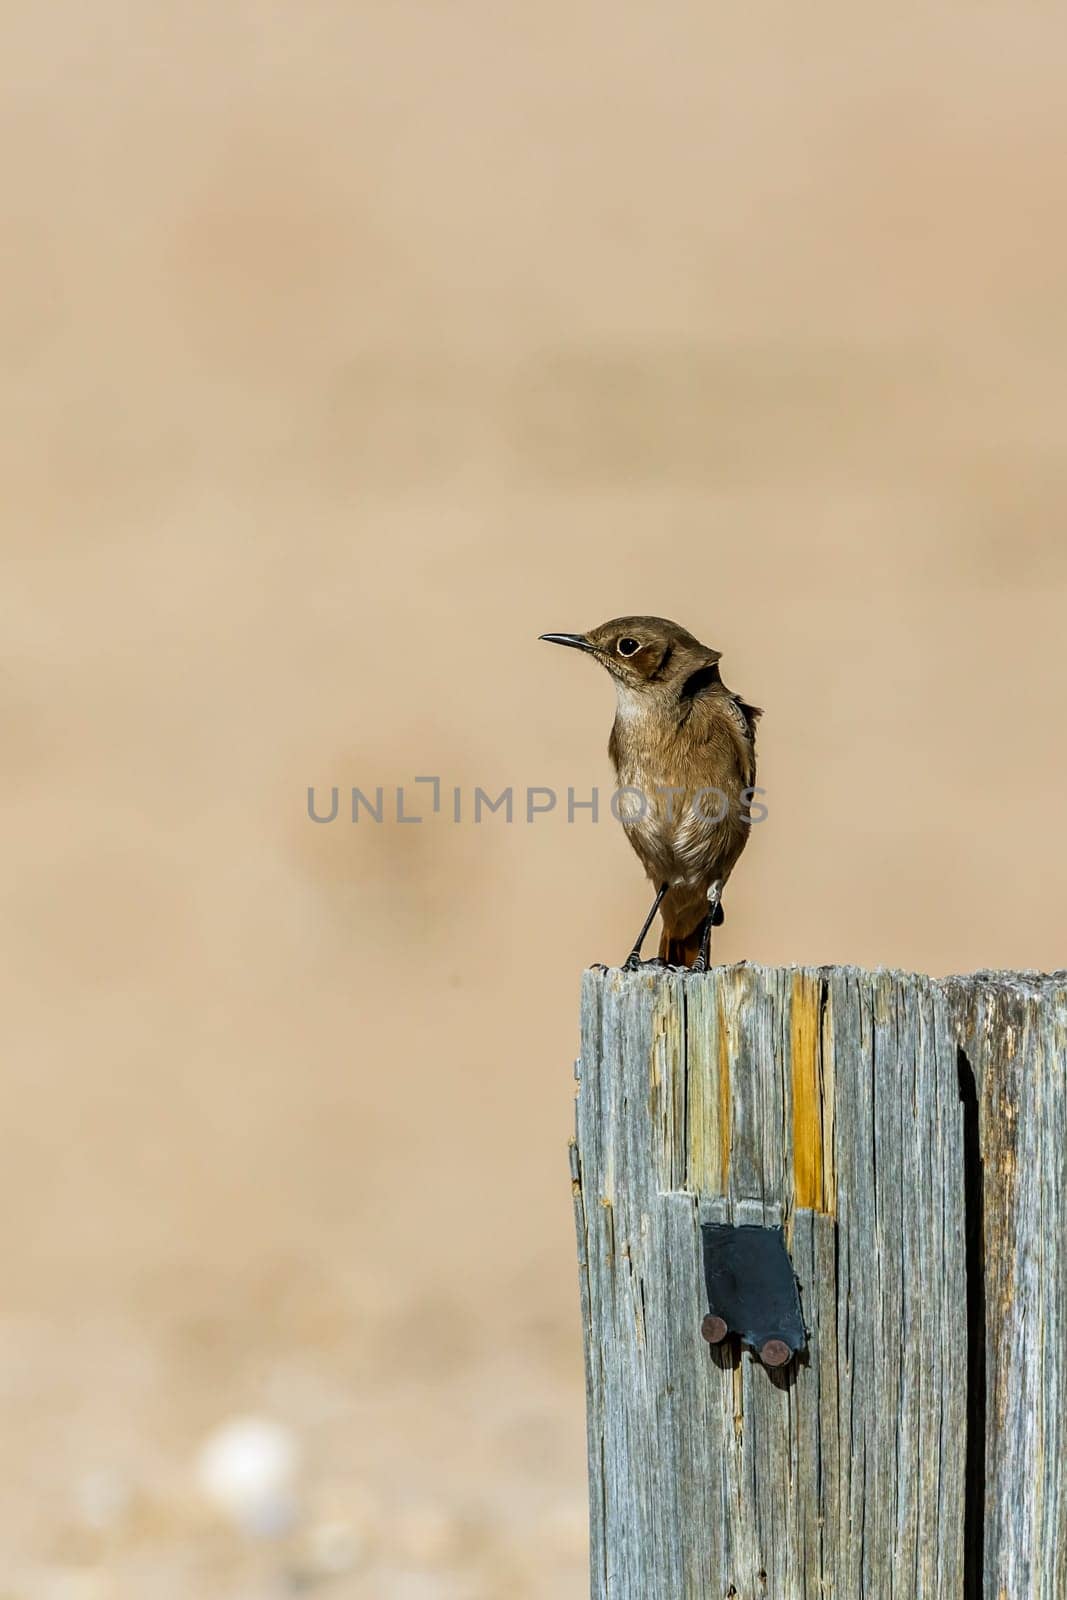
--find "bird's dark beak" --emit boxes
[539,632,596,654]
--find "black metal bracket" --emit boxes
[700,1221,807,1368]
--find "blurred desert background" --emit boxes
[4,0,1067,1594]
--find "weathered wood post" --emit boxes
[571,964,1066,1599]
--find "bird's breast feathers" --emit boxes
[609,689,755,887]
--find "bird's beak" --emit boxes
[539,632,596,654]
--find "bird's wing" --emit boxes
[726,694,762,742]
[685,689,759,791]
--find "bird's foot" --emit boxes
[693,881,724,971]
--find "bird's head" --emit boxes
[539,616,721,700]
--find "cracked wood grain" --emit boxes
[572,965,1066,1599]
[944,972,1067,1600]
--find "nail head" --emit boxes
[759,1338,792,1368]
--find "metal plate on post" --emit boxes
[701,1221,807,1367]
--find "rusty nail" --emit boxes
[700,1314,728,1345]
[759,1338,792,1368]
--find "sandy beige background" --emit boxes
[4,1,1067,1594]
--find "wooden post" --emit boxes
[571,965,1067,1599]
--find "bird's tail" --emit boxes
[659,902,724,967]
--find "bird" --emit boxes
[539,616,761,970]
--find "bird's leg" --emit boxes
[623,882,669,971]
[692,881,724,973]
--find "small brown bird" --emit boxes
[540,616,761,969]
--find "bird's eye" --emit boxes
[617,637,641,657]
